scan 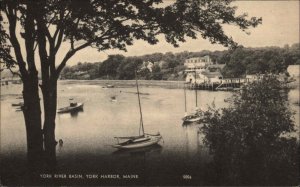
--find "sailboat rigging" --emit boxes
[182,71,202,123]
[112,70,162,149]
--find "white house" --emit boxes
[200,71,223,83]
[147,62,154,72]
[142,61,154,72]
[184,56,225,83]
[186,70,223,84]
[184,55,213,72]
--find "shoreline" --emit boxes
[58,79,186,89]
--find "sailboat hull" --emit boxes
[182,116,201,123]
[113,134,162,149]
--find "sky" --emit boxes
[60,0,300,66]
[4,0,300,67]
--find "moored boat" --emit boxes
[57,102,84,113]
[182,112,202,123]
[106,84,114,88]
[182,74,203,124]
[12,102,24,107]
[113,133,162,149]
[112,70,162,149]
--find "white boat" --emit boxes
[112,70,162,149]
[182,74,202,124]
[182,75,202,124]
[113,133,162,149]
[106,83,114,88]
[182,112,202,123]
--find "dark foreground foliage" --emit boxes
[200,76,299,185]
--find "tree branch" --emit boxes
[6,3,28,78]
[55,40,93,78]
[8,67,22,78]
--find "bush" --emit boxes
[200,76,298,185]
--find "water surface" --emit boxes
[1,80,298,185]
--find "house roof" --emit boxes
[201,71,222,78]
[207,64,225,69]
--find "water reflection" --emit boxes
[57,108,84,118]
[112,144,163,156]
[70,108,84,117]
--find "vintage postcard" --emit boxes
[0,0,299,186]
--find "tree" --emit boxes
[200,76,297,185]
[99,55,125,78]
[0,0,261,168]
[117,57,143,79]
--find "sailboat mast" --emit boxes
[195,71,198,108]
[184,83,187,113]
[135,70,144,136]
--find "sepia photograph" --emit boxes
[0,0,299,186]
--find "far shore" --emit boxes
[58,79,186,89]
[58,78,300,89]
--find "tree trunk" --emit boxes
[41,78,58,167]
[22,74,44,170]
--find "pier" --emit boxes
[186,78,251,91]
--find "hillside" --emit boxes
[60,43,300,80]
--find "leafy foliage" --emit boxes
[200,76,298,185]
[221,44,300,77]
[61,43,300,80]
[0,0,262,79]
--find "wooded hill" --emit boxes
[61,43,300,80]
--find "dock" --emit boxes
[186,78,251,91]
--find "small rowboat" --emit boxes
[113,133,162,149]
[12,102,24,107]
[57,103,84,113]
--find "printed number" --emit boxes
[182,175,192,179]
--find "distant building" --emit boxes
[184,55,213,72]
[73,71,90,79]
[142,61,155,72]
[147,62,154,72]
[184,55,224,83]
[200,71,223,83]
[186,70,223,84]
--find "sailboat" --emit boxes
[182,71,202,123]
[112,70,162,149]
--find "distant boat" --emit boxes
[106,84,114,88]
[57,99,84,113]
[121,91,150,95]
[111,96,117,102]
[12,102,24,107]
[113,70,162,149]
[15,106,23,112]
[224,97,234,103]
[182,72,202,124]
[293,100,300,106]
[216,87,234,91]
[182,112,202,123]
